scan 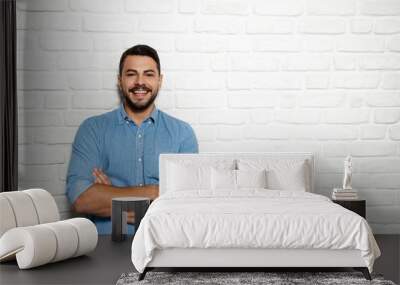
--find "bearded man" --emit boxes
[66,45,198,234]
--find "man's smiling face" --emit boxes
[118,55,162,113]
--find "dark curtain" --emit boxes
[0,0,18,192]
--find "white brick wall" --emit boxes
[17,0,400,233]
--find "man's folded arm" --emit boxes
[72,184,159,217]
[67,118,160,218]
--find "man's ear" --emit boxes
[159,74,163,88]
[117,75,122,90]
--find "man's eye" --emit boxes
[146,73,154,77]
[126,73,135,76]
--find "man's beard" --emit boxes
[123,85,158,113]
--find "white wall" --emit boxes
[16,0,400,233]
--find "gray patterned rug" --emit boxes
[116,271,396,285]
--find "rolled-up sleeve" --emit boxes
[179,123,199,153]
[66,118,102,204]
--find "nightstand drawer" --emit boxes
[332,200,366,218]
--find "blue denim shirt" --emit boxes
[66,104,198,234]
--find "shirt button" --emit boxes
[126,121,129,124]
[138,134,142,138]
[139,183,143,187]
[138,158,142,162]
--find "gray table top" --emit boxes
[0,236,134,285]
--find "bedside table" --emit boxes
[332,199,366,218]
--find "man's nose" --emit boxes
[135,74,144,85]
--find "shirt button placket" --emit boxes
[137,130,144,187]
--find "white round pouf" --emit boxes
[65,218,98,257]
[0,196,17,237]
[0,189,98,269]
[1,192,39,227]
[0,219,98,269]
[0,226,57,269]
[42,221,79,262]
[24,189,60,223]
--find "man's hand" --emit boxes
[84,169,141,223]
[92,168,112,185]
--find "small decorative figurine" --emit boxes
[342,155,353,190]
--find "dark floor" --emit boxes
[374,235,400,284]
[0,235,398,285]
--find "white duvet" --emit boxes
[131,190,380,273]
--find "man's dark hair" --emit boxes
[119,44,161,76]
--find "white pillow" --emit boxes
[211,168,268,191]
[211,168,236,190]
[166,162,211,191]
[267,167,306,191]
[237,169,267,189]
[238,159,309,191]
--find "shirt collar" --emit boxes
[117,104,158,125]
[149,107,159,123]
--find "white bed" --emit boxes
[131,153,380,280]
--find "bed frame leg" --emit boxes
[138,268,148,281]
[354,267,371,280]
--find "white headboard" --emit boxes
[159,152,315,195]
